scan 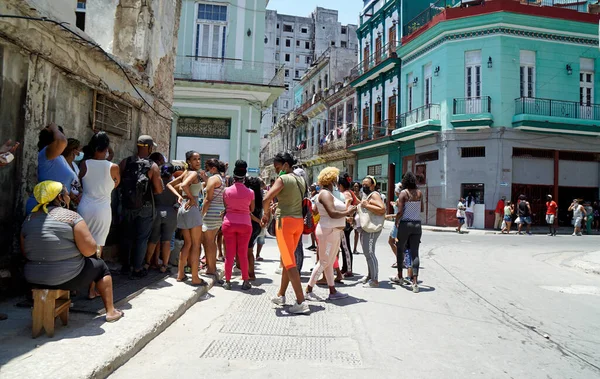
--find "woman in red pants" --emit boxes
[221,160,254,290]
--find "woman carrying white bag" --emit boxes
[357,175,386,288]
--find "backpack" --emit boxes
[120,156,153,209]
[292,175,316,235]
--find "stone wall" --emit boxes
[0,0,181,293]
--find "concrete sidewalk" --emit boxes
[0,272,219,379]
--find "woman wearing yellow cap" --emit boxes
[21,181,123,322]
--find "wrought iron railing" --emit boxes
[399,104,441,128]
[174,56,285,87]
[514,97,600,120]
[297,91,324,114]
[453,96,491,114]
[350,119,397,145]
[353,41,400,78]
[518,0,589,12]
[403,0,457,37]
[319,128,353,154]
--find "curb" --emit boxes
[0,273,221,379]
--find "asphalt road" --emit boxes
[111,227,600,379]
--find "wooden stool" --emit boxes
[31,289,71,338]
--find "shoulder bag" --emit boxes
[357,192,384,233]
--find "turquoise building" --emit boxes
[352,0,600,227]
[171,0,284,171]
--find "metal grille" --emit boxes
[559,151,600,162]
[512,148,553,159]
[367,164,382,176]
[200,335,362,365]
[177,117,231,139]
[460,146,485,158]
[93,92,132,138]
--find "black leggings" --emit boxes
[41,257,111,291]
[395,222,422,277]
[340,225,353,273]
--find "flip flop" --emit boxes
[190,279,208,287]
[256,257,264,261]
[106,309,124,323]
[177,275,189,282]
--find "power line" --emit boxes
[0,14,174,121]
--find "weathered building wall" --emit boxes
[0,0,181,292]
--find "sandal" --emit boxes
[106,309,124,323]
[159,265,171,274]
[177,275,189,282]
[190,279,208,287]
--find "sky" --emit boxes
[266,0,363,25]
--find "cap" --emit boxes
[501,196,506,200]
[137,135,157,147]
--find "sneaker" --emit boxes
[241,281,252,290]
[572,233,576,236]
[547,233,553,236]
[327,291,349,301]
[412,283,420,293]
[577,233,583,236]
[271,295,286,306]
[362,280,379,288]
[359,276,370,284]
[223,282,232,290]
[288,301,310,314]
[526,232,533,235]
[389,275,402,284]
[275,267,282,275]
[305,291,325,302]
[403,277,413,285]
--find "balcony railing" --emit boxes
[353,41,400,78]
[514,97,600,120]
[403,0,452,37]
[319,128,353,154]
[453,96,491,114]
[297,91,324,114]
[399,104,441,127]
[174,56,285,87]
[518,0,589,12]
[350,119,396,145]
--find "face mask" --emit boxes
[362,186,372,195]
[104,151,110,159]
[74,151,84,161]
[278,170,286,176]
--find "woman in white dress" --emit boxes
[78,131,120,299]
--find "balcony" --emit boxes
[391,104,442,141]
[513,97,600,136]
[348,119,397,150]
[351,42,400,87]
[174,56,285,87]
[297,90,325,116]
[318,128,355,160]
[451,96,493,129]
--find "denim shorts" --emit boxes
[504,215,512,222]
[458,217,465,225]
[389,223,398,239]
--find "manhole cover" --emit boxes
[200,335,362,366]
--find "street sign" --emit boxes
[500,182,509,187]
[248,168,259,173]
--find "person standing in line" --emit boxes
[517,194,533,235]
[339,173,358,277]
[352,181,362,255]
[593,201,600,232]
[494,196,506,230]
[306,183,319,251]
[167,151,206,286]
[545,195,558,236]
[201,158,227,282]
[456,197,466,233]
[584,201,594,235]
[62,138,83,176]
[78,131,120,298]
[305,167,354,301]
[262,152,309,314]
[222,160,254,290]
[359,176,386,288]
[501,201,514,234]
[568,199,586,236]
[144,152,169,270]
[385,182,402,268]
[26,123,77,214]
[465,194,475,228]
[119,135,163,279]
[245,176,264,280]
[145,163,179,273]
[255,179,269,262]
[390,172,423,293]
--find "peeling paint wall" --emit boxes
[0,0,181,291]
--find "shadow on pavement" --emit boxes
[328,296,367,307]
[274,304,326,317]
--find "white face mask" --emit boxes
[105,150,110,159]
[74,151,84,161]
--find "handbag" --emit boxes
[357,192,384,233]
[292,175,316,235]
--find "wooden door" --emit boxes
[388,25,396,55]
[363,45,370,73]
[402,155,415,176]
[375,36,382,64]
[362,110,369,141]
[388,95,396,132]
[374,102,382,137]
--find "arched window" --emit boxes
[324,74,328,89]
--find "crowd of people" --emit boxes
[3,124,434,321]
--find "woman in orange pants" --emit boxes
[262,152,308,315]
